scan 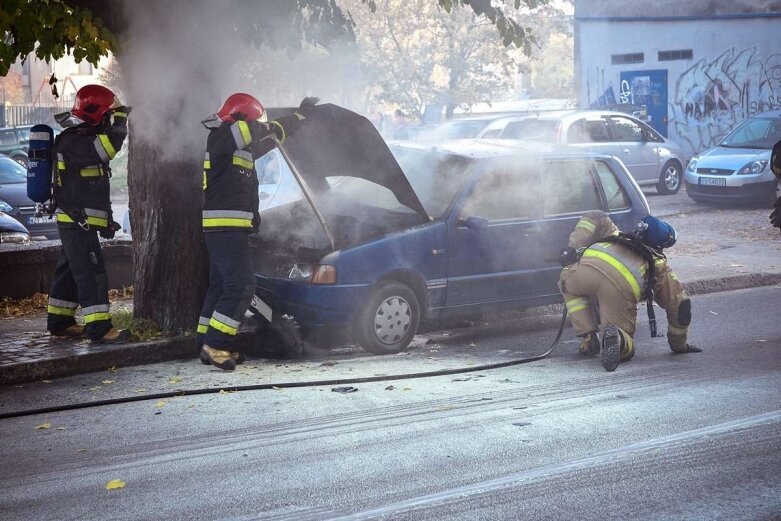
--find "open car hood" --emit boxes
[271,104,429,222]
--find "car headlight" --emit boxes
[1,231,31,244]
[0,199,13,213]
[686,157,698,172]
[737,160,768,175]
[288,263,336,284]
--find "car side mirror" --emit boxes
[457,215,489,231]
[772,139,781,179]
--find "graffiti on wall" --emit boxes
[670,47,781,154]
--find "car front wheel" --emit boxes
[356,281,420,355]
[657,161,681,195]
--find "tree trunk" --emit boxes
[127,128,207,333]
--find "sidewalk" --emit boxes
[1,204,779,385]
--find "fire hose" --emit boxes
[0,309,568,420]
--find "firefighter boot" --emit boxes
[200,350,245,365]
[600,324,622,372]
[93,328,131,344]
[51,324,86,339]
[579,332,600,356]
[200,345,237,371]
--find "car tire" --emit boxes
[252,316,308,359]
[656,160,682,195]
[356,281,420,355]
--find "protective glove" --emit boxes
[99,221,121,240]
[251,212,261,233]
[298,96,319,115]
[770,196,781,231]
[114,106,132,116]
[558,246,578,266]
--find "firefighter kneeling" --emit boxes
[558,211,701,372]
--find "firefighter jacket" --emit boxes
[567,211,690,348]
[53,112,128,230]
[201,112,306,232]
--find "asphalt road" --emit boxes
[1,285,779,520]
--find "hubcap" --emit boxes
[664,165,680,190]
[373,296,411,345]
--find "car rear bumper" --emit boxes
[685,180,776,202]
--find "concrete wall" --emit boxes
[0,241,133,299]
[575,11,781,155]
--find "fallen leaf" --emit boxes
[169,376,183,384]
[729,263,746,267]
[156,401,166,408]
[135,388,147,393]
[755,339,768,343]
[271,386,283,391]
[89,386,101,391]
[107,366,118,374]
[101,380,114,385]
[76,448,87,452]
[41,380,53,384]
[320,360,338,366]
[218,389,234,394]
[468,343,477,348]
[437,405,455,411]
[56,427,66,431]
[709,310,718,315]
[105,479,126,490]
[35,423,51,430]
[402,387,412,391]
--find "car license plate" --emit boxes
[27,215,55,225]
[698,177,726,187]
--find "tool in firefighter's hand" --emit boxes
[545,246,580,266]
[99,221,121,240]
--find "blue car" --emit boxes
[249,105,650,355]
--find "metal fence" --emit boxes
[0,102,72,127]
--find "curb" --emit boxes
[1,273,779,385]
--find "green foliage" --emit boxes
[0,0,115,77]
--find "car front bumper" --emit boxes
[684,169,777,202]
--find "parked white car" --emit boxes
[485,110,690,195]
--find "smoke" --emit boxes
[118,0,364,162]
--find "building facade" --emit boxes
[575,0,781,154]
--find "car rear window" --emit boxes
[542,160,602,216]
[593,160,631,211]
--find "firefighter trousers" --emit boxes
[197,230,255,351]
[559,262,637,361]
[47,227,113,340]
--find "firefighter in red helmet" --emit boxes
[47,84,131,343]
[197,93,318,370]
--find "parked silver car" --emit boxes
[684,111,781,206]
[486,110,690,195]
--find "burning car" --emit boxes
[249,105,650,356]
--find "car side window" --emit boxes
[567,119,611,144]
[608,116,644,142]
[542,160,603,216]
[593,160,631,211]
[0,130,17,146]
[462,166,543,221]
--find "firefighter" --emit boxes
[558,211,701,372]
[769,139,781,231]
[47,84,130,343]
[197,93,317,370]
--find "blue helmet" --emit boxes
[638,215,677,249]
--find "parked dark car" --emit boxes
[0,211,30,244]
[0,153,58,239]
[246,105,651,355]
[0,125,61,167]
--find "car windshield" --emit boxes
[500,119,561,142]
[319,148,471,219]
[429,119,492,140]
[0,155,27,184]
[720,117,781,149]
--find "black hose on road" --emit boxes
[0,310,568,420]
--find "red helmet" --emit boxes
[71,84,119,125]
[216,93,265,123]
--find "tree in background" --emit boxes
[0,71,26,104]
[0,0,559,334]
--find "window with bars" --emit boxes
[658,49,693,61]
[611,53,644,65]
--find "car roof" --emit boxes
[522,109,646,122]
[391,139,617,162]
